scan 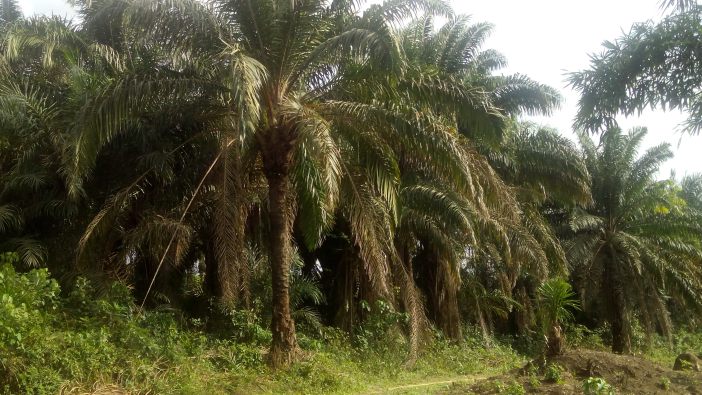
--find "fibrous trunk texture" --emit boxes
[262,129,299,368]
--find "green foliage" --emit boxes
[503,381,527,395]
[568,127,702,352]
[0,0,701,384]
[570,7,702,133]
[538,278,581,332]
[566,324,607,350]
[0,264,219,393]
[640,330,702,366]
[582,377,615,395]
[544,363,565,383]
[659,376,671,390]
[225,308,272,346]
[0,265,527,393]
[354,299,408,352]
[491,379,527,395]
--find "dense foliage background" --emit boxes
[1,0,701,393]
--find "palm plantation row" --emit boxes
[1,0,701,369]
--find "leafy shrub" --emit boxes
[567,324,607,350]
[226,308,272,345]
[582,377,615,395]
[503,381,526,395]
[544,362,565,383]
[354,299,407,352]
[0,264,221,394]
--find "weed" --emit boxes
[544,362,565,383]
[582,377,615,395]
[0,265,524,394]
[503,381,526,394]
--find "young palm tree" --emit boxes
[538,278,580,356]
[568,127,702,353]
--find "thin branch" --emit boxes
[139,138,235,309]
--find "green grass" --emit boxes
[0,264,523,394]
[638,331,702,367]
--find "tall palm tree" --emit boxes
[0,0,21,30]
[394,14,570,341]
[34,0,492,367]
[567,127,702,353]
[456,123,590,338]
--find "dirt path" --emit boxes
[363,374,491,394]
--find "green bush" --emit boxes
[544,362,565,383]
[353,299,408,352]
[0,263,220,394]
[0,264,525,394]
[504,381,526,395]
[566,324,607,350]
[582,377,615,395]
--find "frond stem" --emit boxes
[139,138,235,310]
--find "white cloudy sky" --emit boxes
[18,0,702,177]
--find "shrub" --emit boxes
[582,377,615,395]
[567,324,606,350]
[544,363,565,383]
[354,299,407,352]
[504,381,526,395]
[0,264,218,394]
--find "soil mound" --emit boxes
[441,349,702,394]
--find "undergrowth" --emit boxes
[0,264,523,394]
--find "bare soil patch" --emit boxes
[439,349,702,394]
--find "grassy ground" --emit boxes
[2,264,700,394]
[0,264,524,394]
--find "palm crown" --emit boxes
[568,127,702,353]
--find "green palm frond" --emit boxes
[538,278,580,330]
[0,204,22,233]
[6,237,46,267]
[567,126,702,344]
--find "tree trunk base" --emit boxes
[545,325,565,357]
[266,343,302,369]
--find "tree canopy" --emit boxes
[0,0,701,378]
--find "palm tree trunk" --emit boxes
[263,139,299,368]
[266,171,298,367]
[437,282,462,341]
[604,251,631,354]
[610,287,630,353]
[204,237,222,299]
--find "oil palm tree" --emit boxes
[567,127,702,353]
[394,14,571,342]
[538,278,580,356]
[32,0,493,367]
[483,124,590,335]
[0,13,129,270]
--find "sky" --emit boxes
[17,0,702,178]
